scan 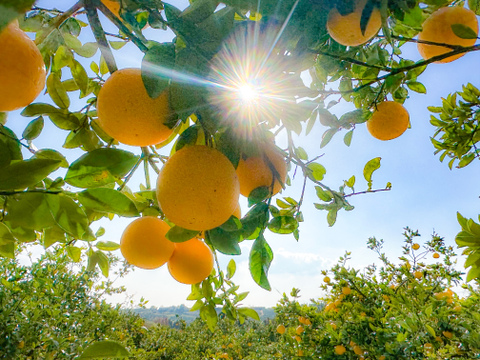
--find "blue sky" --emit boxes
[9,0,480,307]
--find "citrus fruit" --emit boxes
[296,325,304,335]
[412,243,420,250]
[418,6,478,63]
[96,68,173,146]
[327,0,382,46]
[366,101,410,141]
[414,270,423,279]
[323,276,331,283]
[156,145,240,231]
[236,142,287,197]
[342,286,351,295]
[443,331,453,339]
[0,21,46,112]
[102,0,121,17]
[334,345,347,355]
[433,252,440,259]
[276,324,286,334]
[120,216,175,269]
[167,238,214,284]
[353,345,364,355]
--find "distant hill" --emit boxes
[131,305,276,326]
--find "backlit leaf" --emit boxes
[78,340,129,359]
[0,158,61,190]
[249,234,273,290]
[166,226,200,243]
[363,157,381,190]
[451,23,478,39]
[77,188,139,217]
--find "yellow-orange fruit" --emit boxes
[120,216,175,269]
[353,345,364,355]
[414,271,423,279]
[433,252,440,259]
[236,143,287,197]
[412,243,420,250]
[366,101,410,141]
[156,145,240,231]
[296,325,304,335]
[327,0,382,46]
[276,324,286,334]
[334,345,347,355]
[342,286,351,295]
[167,238,214,284]
[0,21,46,112]
[96,68,173,146]
[418,6,478,63]
[102,0,121,16]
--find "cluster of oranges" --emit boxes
[96,67,288,283]
[327,0,478,142]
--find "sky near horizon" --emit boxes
[9,0,480,308]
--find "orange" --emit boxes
[353,345,364,355]
[102,0,121,17]
[366,101,410,141]
[433,252,440,259]
[296,325,304,335]
[342,286,351,295]
[414,271,423,279]
[96,68,173,146]
[323,276,331,283]
[276,324,286,334]
[232,202,241,219]
[443,331,453,339]
[120,216,175,269]
[412,243,420,250]
[236,142,287,197]
[327,0,382,46]
[334,345,347,355]
[167,238,214,284]
[156,145,240,231]
[418,6,478,63]
[0,21,46,112]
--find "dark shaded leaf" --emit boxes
[165,226,200,243]
[0,158,61,190]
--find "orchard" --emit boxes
[1,0,480,358]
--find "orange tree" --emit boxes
[2,0,480,336]
[274,228,480,359]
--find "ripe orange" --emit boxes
[418,6,478,63]
[414,271,423,279]
[235,142,287,197]
[353,345,364,355]
[366,101,410,141]
[96,68,173,146]
[433,252,440,259]
[327,0,382,46]
[232,202,241,219]
[334,345,347,355]
[276,324,286,334]
[156,145,240,231]
[167,238,214,284]
[120,216,175,269]
[412,243,420,250]
[0,21,46,112]
[323,276,331,283]
[296,325,304,335]
[342,286,351,295]
[102,0,121,17]
[294,335,302,342]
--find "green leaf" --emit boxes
[238,307,260,321]
[451,23,478,39]
[327,208,338,226]
[69,59,89,96]
[241,203,269,240]
[67,245,82,262]
[165,226,200,243]
[320,128,338,148]
[307,162,326,181]
[0,158,61,190]
[469,0,480,15]
[22,116,44,140]
[268,216,298,234]
[249,234,273,291]
[200,303,218,331]
[295,147,308,161]
[4,193,57,230]
[21,103,62,117]
[226,258,236,279]
[248,186,270,206]
[425,324,436,337]
[96,241,120,251]
[78,340,130,359]
[406,81,427,94]
[466,265,480,282]
[47,194,89,239]
[0,223,15,259]
[315,186,332,202]
[458,153,475,168]
[0,1,36,32]
[141,42,176,98]
[65,148,139,188]
[47,72,70,109]
[363,157,381,190]
[344,129,354,146]
[96,250,109,277]
[77,188,139,217]
[207,227,241,255]
[0,126,22,169]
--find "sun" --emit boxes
[237,83,259,103]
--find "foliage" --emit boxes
[1,0,480,337]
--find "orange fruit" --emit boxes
[334,345,347,355]
[342,286,351,295]
[418,6,478,63]
[327,0,382,46]
[294,335,302,342]
[236,142,287,197]
[414,271,423,279]
[443,331,453,339]
[167,238,214,284]
[296,325,304,335]
[156,145,240,231]
[232,202,241,219]
[0,21,46,112]
[276,324,286,334]
[412,243,420,250]
[96,68,173,146]
[323,276,331,283]
[366,101,410,141]
[424,343,434,352]
[353,345,364,355]
[102,0,121,17]
[433,252,440,259]
[120,216,175,269]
